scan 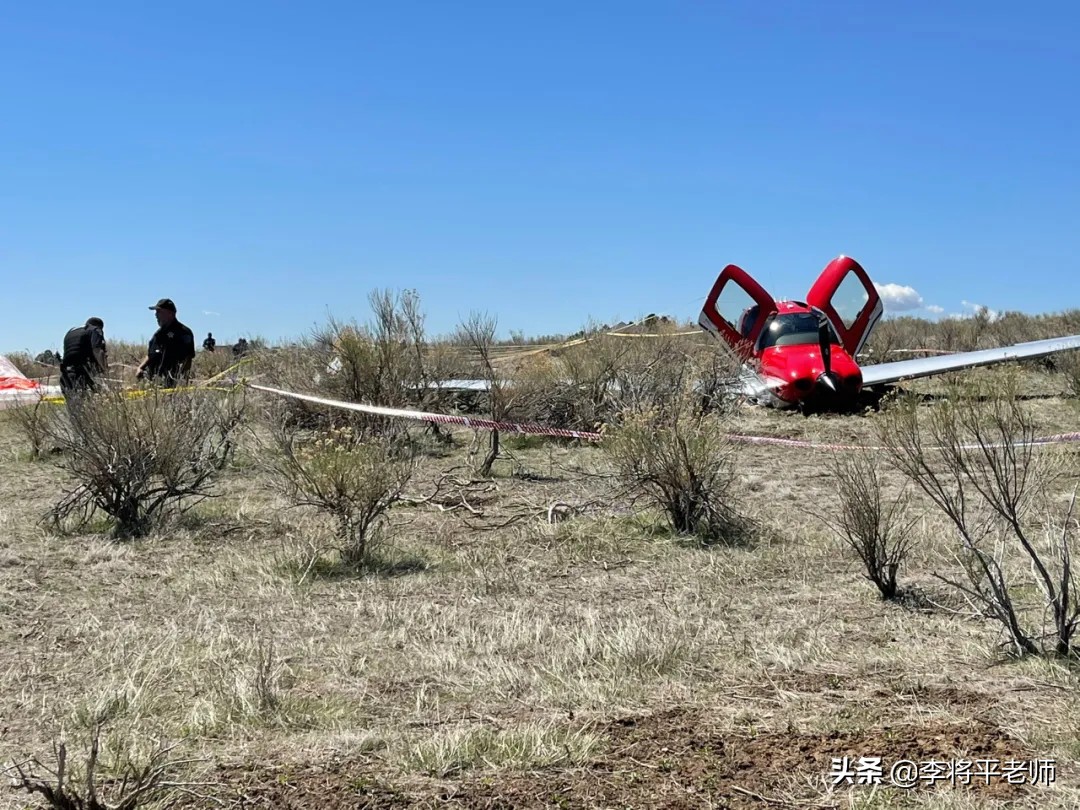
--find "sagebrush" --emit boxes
[879,375,1079,657]
[266,416,415,566]
[45,388,246,539]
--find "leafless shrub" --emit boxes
[862,317,927,360]
[255,344,333,430]
[542,327,628,430]
[607,333,697,415]
[878,373,1080,658]
[260,289,466,439]
[6,723,206,810]
[848,309,1080,361]
[265,417,416,566]
[486,322,633,434]
[191,346,241,381]
[1058,352,1080,399]
[935,315,987,353]
[502,327,736,435]
[209,387,248,470]
[44,388,245,539]
[455,311,546,476]
[604,388,747,545]
[821,450,917,600]
[9,397,60,459]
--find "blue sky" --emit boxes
[3,1,1079,353]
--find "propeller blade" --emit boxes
[816,310,832,376]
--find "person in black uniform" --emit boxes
[136,298,196,385]
[60,317,109,395]
[203,332,216,352]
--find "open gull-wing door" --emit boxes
[805,256,883,357]
[698,264,776,360]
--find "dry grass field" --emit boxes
[2,320,1080,808]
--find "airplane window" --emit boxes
[757,313,841,350]
[739,305,759,338]
[715,283,761,335]
[832,270,870,330]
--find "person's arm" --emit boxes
[90,330,108,375]
[181,330,196,379]
[136,343,153,380]
[136,335,158,380]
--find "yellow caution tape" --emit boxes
[203,356,257,385]
[603,329,702,338]
[40,382,243,405]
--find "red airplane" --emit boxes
[698,255,1080,410]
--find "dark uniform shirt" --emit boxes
[61,325,107,392]
[145,320,196,384]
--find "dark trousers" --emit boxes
[60,367,97,396]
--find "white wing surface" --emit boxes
[860,334,1080,387]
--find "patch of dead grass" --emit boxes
[1,373,1079,808]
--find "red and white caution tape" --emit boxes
[247,384,604,441]
[247,384,1080,452]
[724,432,1080,451]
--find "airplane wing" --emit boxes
[434,379,492,391]
[430,368,771,401]
[860,334,1080,387]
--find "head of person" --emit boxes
[150,298,177,327]
[86,317,104,330]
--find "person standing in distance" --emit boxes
[60,317,108,395]
[136,298,196,385]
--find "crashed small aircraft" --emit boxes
[699,255,1080,409]
[433,255,1080,413]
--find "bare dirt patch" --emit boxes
[173,708,1037,808]
[452,709,1036,808]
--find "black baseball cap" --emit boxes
[149,298,177,312]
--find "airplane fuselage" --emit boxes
[736,301,865,409]
[756,343,863,407]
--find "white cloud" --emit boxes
[874,282,924,312]
[941,300,1002,321]
[202,310,221,316]
[960,300,1001,321]
[925,304,945,314]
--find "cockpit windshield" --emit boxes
[756,313,840,350]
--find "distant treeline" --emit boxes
[7,307,1080,383]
